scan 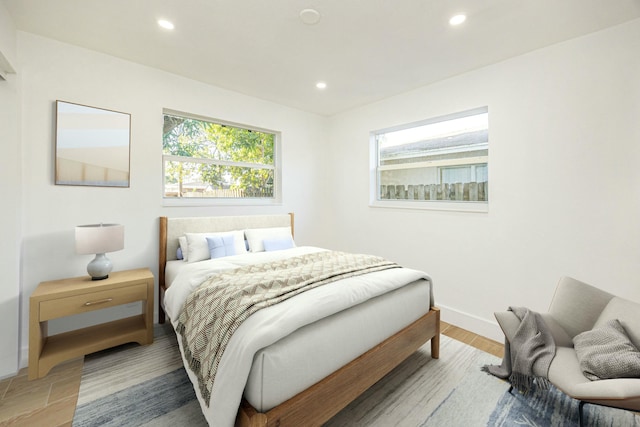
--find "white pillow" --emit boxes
[263,236,295,252]
[185,230,246,262]
[245,227,294,252]
[178,236,189,262]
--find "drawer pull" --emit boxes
[84,298,113,306]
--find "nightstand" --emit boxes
[28,268,154,380]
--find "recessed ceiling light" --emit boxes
[158,19,175,30]
[449,14,466,26]
[316,82,327,90]
[300,9,321,25]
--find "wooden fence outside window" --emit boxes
[380,181,488,202]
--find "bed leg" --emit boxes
[159,305,166,324]
[431,334,440,359]
[158,286,166,324]
[236,400,268,427]
[431,307,440,359]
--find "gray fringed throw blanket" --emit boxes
[482,307,556,393]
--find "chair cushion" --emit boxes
[573,319,640,381]
[548,347,592,393]
[548,277,614,338]
[549,347,640,409]
[541,314,574,348]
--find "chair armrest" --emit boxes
[494,311,520,343]
[494,310,574,347]
[548,276,614,338]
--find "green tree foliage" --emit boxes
[162,115,274,197]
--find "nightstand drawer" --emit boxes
[39,282,148,321]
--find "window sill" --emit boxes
[369,199,488,213]
[162,197,282,207]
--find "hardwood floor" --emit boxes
[0,322,503,426]
[0,357,83,427]
[441,321,504,358]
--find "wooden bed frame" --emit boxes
[158,213,440,427]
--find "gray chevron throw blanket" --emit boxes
[482,307,555,394]
[176,250,400,405]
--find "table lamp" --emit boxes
[75,223,124,280]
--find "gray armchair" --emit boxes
[494,276,640,424]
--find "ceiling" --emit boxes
[4,0,640,116]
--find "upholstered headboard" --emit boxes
[157,213,294,322]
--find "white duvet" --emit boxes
[165,246,432,427]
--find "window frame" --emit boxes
[369,107,489,213]
[162,109,282,207]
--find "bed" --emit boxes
[158,213,440,427]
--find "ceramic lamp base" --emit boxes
[87,253,113,280]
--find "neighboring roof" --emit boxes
[380,129,488,161]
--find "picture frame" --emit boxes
[55,100,131,187]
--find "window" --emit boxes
[372,107,488,210]
[162,111,279,202]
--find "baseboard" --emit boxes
[19,346,28,372]
[438,304,504,343]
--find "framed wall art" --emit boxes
[55,100,131,187]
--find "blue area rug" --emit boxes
[73,324,207,427]
[73,369,197,426]
[73,325,640,426]
[488,384,639,427]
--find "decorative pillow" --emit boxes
[176,247,184,260]
[594,297,640,350]
[206,234,236,259]
[178,236,188,262]
[245,227,293,252]
[185,230,246,262]
[573,319,640,381]
[263,236,295,252]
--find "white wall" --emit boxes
[325,19,640,341]
[0,2,20,380]
[0,0,16,71]
[16,32,328,370]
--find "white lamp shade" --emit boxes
[75,224,124,255]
